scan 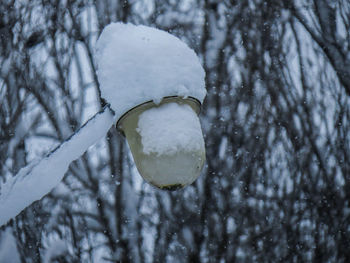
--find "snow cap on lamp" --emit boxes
[95,22,206,119]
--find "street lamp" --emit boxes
[96,23,206,190]
[0,23,207,227]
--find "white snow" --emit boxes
[95,22,206,120]
[0,228,21,263]
[137,103,204,155]
[43,239,68,263]
[0,106,115,227]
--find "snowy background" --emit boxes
[0,0,350,262]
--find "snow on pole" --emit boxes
[0,106,115,227]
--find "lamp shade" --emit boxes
[117,97,205,190]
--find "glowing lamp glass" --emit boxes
[117,97,206,190]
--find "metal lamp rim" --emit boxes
[116,96,202,135]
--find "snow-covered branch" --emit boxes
[290,1,350,95]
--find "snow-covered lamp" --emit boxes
[96,23,206,190]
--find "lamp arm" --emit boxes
[0,105,116,227]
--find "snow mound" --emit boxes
[137,103,204,155]
[96,23,206,119]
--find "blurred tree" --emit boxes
[0,0,349,262]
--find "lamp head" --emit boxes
[96,23,207,190]
[117,97,205,190]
